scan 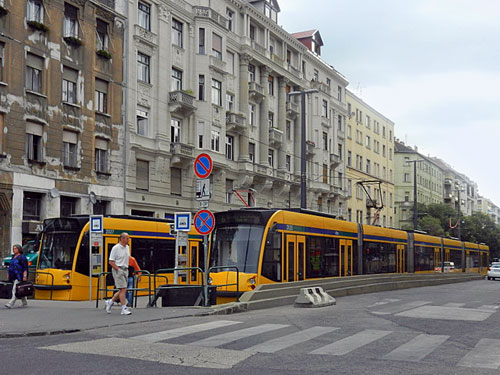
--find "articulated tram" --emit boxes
[208,208,489,302]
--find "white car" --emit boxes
[487,264,500,280]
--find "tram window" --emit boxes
[75,232,90,276]
[132,238,175,272]
[414,246,434,271]
[449,249,462,268]
[262,227,281,282]
[363,242,397,274]
[306,236,338,278]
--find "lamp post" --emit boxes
[406,159,423,230]
[288,89,318,209]
[454,183,465,241]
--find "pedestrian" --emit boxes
[105,233,132,315]
[5,244,29,309]
[126,255,141,307]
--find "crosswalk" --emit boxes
[40,300,500,370]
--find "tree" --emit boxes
[419,216,444,236]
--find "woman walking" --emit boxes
[5,244,29,309]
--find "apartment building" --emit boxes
[476,196,500,225]
[118,0,349,218]
[0,0,125,255]
[394,140,444,229]
[345,91,395,227]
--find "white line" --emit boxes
[310,329,392,356]
[383,334,449,362]
[132,320,242,343]
[367,298,401,308]
[372,301,430,315]
[477,305,499,312]
[443,303,465,307]
[244,326,339,353]
[458,338,500,369]
[189,324,289,347]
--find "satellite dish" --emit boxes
[49,188,60,198]
[89,191,97,205]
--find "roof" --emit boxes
[291,29,318,39]
[394,140,416,153]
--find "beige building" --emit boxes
[118,0,349,218]
[345,91,395,227]
[0,0,125,256]
[476,196,500,225]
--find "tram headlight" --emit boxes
[248,276,256,289]
[64,273,71,283]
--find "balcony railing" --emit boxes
[226,111,246,134]
[193,7,227,29]
[286,100,299,118]
[306,140,316,157]
[269,127,283,146]
[330,153,340,166]
[249,81,265,102]
[311,80,331,96]
[209,55,226,74]
[168,90,196,115]
[170,142,194,166]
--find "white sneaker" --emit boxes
[21,298,28,307]
[121,307,132,315]
[5,302,12,309]
[105,299,113,313]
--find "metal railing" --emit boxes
[33,271,55,300]
[151,267,204,307]
[95,270,153,308]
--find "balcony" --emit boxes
[329,184,343,196]
[269,127,283,147]
[444,178,453,185]
[286,100,299,119]
[337,128,345,139]
[251,40,266,56]
[168,90,196,116]
[330,153,340,167]
[209,55,227,75]
[226,111,246,134]
[306,140,316,158]
[193,6,227,29]
[170,142,194,166]
[271,53,284,67]
[310,80,331,96]
[249,81,265,102]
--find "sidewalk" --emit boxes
[0,297,237,338]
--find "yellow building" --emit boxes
[345,91,395,227]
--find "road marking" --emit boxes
[189,324,289,347]
[443,303,465,307]
[477,305,499,312]
[310,329,392,355]
[244,326,339,353]
[41,338,252,369]
[383,334,449,362]
[396,306,493,321]
[367,298,401,308]
[131,320,241,343]
[371,301,430,315]
[457,338,500,369]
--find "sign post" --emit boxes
[174,212,191,284]
[89,215,103,301]
[193,153,215,306]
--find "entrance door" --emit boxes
[434,248,441,270]
[188,241,200,284]
[284,235,306,282]
[104,236,119,273]
[339,239,353,276]
[396,245,405,273]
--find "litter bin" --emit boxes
[0,281,13,299]
[160,285,216,307]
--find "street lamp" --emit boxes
[405,159,423,230]
[454,183,465,241]
[288,89,318,209]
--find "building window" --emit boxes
[64,3,78,38]
[96,19,109,51]
[268,149,274,167]
[138,1,151,31]
[322,132,328,151]
[136,109,148,136]
[249,104,255,125]
[366,159,371,174]
[62,130,78,168]
[25,122,43,162]
[249,24,255,41]
[212,33,222,59]
[313,69,319,81]
[248,64,255,82]
[404,172,410,183]
[268,75,274,96]
[23,192,42,221]
[268,112,274,128]
[226,8,234,31]
[171,68,182,91]
[171,167,181,196]
[62,66,78,104]
[198,75,205,101]
[137,52,150,83]
[338,115,343,130]
[171,118,181,143]
[322,100,328,117]
[172,18,183,48]
[249,142,255,163]
[286,120,291,140]
[94,78,108,113]
[286,155,291,171]
[211,79,222,106]
[0,43,4,82]
[95,138,108,173]
[136,160,149,191]
[198,28,205,54]
[226,93,234,111]
[347,151,352,166]
[227,51,234,75]
[323,164,328,184]
[365,135,371,149]
[26,53,43,93]
[366,115,371,128]
[27,0,43,23]
[60,196,77,217]
[225,135,234,160]
[337,86,342,101]
[211,129,220,152]
[93,201,108,215]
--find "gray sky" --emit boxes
[280,0,500,208]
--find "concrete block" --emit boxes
[294,286,336,308]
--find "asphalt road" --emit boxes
[2,279,500,374]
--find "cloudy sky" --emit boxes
[279,0,500,207]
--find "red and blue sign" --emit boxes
[193,209,215,235]
[194,153,213,179]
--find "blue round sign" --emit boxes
[194,210,215,235]
[194,153,213,179]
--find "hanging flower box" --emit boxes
[0,6,9,17]
[96,49,111,59]
[64,36,83,47]
[27,20,49,33]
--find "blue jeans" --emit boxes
[126,276,135,306]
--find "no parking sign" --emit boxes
[193,209,215,235]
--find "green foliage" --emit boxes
[64,36,83,47]
[419,216,445,236]
[27,20,49,33]
[96,49,111,59]
[0,6,9,17]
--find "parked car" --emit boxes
[1,241,39,270]
[487,264,500,280]
[434,261,455,272]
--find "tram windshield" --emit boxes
[209,224,264,273]
[38,218,83,270]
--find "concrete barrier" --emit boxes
[294,286,336,308]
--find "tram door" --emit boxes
[396,245,405,273]
[339,240,353,276]
[188,241,200,284]
[284,235,306,282]
[434,248,441,270]
[104,237,119,272]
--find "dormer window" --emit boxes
[264,2,278,22]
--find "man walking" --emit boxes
[105,232,132,315]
